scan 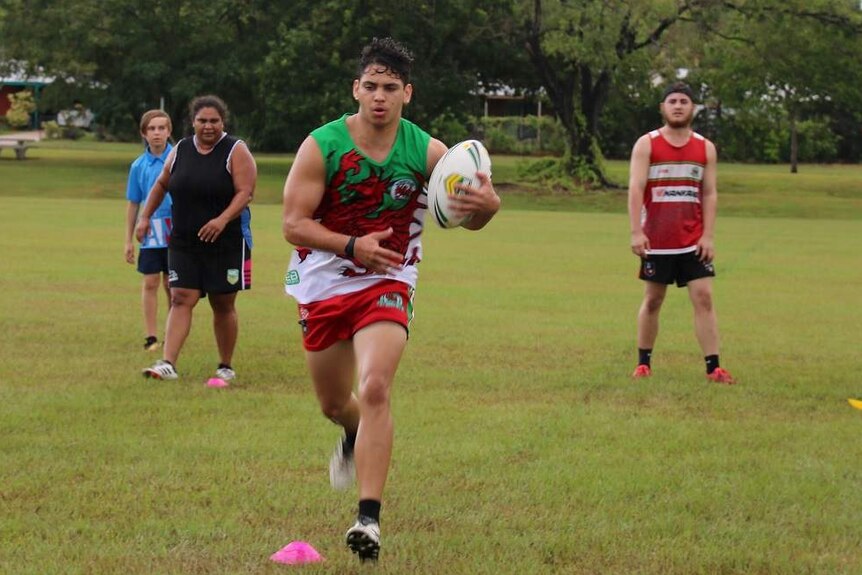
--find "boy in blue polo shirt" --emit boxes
[124,110,173,351]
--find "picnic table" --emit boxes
[0,136,39,160]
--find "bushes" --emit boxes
[422,114,567,155]
[6,90,36,129]
[712,108,840,163]
[792,119,839,163]
[473,115,566,155]
[41,121,62,139]
[428,112,470,147]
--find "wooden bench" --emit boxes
[0,138,37,160]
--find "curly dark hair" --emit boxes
[357,37,414,84]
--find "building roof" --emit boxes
[0,61,54,87]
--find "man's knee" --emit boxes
[687,279,714,312]
[691,290,714,312]
[643,294,665,313]
[359,374,391,409]
[320,398,351,421]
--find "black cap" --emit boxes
[662,82,695,103]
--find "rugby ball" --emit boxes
[427,139,491,228]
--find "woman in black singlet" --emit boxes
[135,95,256,384]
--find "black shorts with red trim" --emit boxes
[639,251,715,287]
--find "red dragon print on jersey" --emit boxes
[295,247,312,263]
[314,148,425,253]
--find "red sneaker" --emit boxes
[706,367,736,385]
[632,364,651,378]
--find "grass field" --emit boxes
[1,142,862,574]
[5,138,862,219]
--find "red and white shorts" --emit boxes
[297,280,413,351]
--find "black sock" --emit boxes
[705,355,720,374]
[145,335,157,345]
[638,348,653,367]
[344,431,358,454]
[359,499,381,523]
[218,363,232,370]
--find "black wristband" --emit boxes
[344,236,357,258]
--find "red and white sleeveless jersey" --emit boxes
[642,130,707,254]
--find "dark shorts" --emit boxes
[297,280,413,352]
[639,251,715,287]
[168,239,252,294]
[137,247,169,275]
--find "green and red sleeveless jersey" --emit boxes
[285,114,431,304]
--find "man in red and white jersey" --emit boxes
[627,82,735,384]
[282,38,500,563]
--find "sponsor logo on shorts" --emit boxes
[377,293,404,311]
[227,269,239,285]
[168,269,179,282]
[643,261,656,277]
[285,270,300,285]
[703,262,714,273]
[298,308,309,334]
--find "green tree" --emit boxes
[255,0,529,151]
[699,0,862,171]
[515,0,715,186]
[1,0,528,150]
[0,0,295,140]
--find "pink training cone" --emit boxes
[270,541,324,565]
[206,377,229,388]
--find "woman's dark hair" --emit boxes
[189,94,229,123]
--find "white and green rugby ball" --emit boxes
[427,139,492,229]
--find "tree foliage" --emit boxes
[2,0,862,173]
[1,1,306,140]
[255,0,528,150]
[698,0,862,171]
[514,0,721,185]
[1,0,527,149]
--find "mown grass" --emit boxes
[5,138,862,220]
[1,142,861,574]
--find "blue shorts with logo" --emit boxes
[137,247,169,275]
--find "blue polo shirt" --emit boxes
[127,144,173,249]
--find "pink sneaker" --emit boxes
[706,367,736,384]
[632,364,651,378]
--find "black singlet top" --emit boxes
[168,134,241,250]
